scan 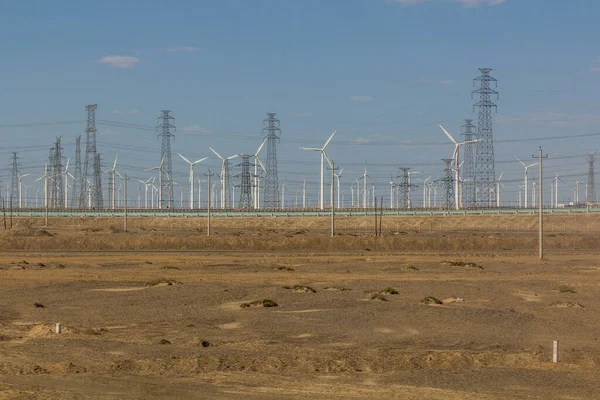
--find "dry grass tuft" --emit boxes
[421,296,443,305]
[442,260,483,269]
[274,266,295,272]
[146,279,183,287]
[380,287,399,295]
[556,284,577,293]
[283,285,316,293]
[368,293,388,301]
[33,302,45,308]
[324,286,351,291]
[240,299,279,308]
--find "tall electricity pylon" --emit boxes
[10,152,20,208]
[461,119,477,207]
[157,110,175,209]
[79,104,103,208]
[587,153,597,205]
[263,113,280,208]
[439,159,455,210]
[51,136,64,208]
[72,135,82,208]
[236,155,254,209]
[473,68,499,208]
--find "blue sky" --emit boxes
[0,0,599,206]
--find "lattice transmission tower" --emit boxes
[473,68,499,208]
[157,110,175,209]
[71,135,82,208]
[79,104,103,208]
[262,113,280,208]
[93,154,103,208]
[10,152,20,209]
[236,155,254,209]
[461,119,477,207]
[439,159,455,210]
[587,153,597,205]
[51,136,64,208]
[397,167,411,209]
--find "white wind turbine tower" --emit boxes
[334,168,344,209]
[495,172,504,208]
[440,125,479,210]
[302,180,307,209]
[357,164,373,209]
[300,129,336,210]
[146,156,165,209]
[178,153,208,210]
[18,172,30,209]
[407,170,421,208]
[252,137,267,209]
[210,147,238,209]
[35,164,51,208]
[63,158,75,208]
[103,155,118,209]
[137,178,152,209]
[516,184,524,208]
[516,157,538,209]
[551,173,565,208]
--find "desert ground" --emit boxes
[0,214,599,399]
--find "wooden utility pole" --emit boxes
[205,170,214,236]
[534,147,548,259]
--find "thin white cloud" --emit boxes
[440,79,454,85]
[97,55,140,69]
[182,125,214,135]
[388,0,506,7]
[497,111,600,127]
[591,57,600,72]
[288,112,313,117]
[167,46,200,53]
[410,78,433,84]
[112,109,141,115]
[350,95,373,102]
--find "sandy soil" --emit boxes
[1,244,600,399]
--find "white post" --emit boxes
[553,340,559,363]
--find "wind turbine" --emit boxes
[516,157,538,209]
[334,168,344,209]
[178,153,208,210]
[18,173,30,209]
[137,178,152,209]
[300,129,336,210]
[440,125,480,210]
[103,155,119,209]
[252,138,267,209]
[551,173,565,208]
[495,172,504,208]
[210,147,238,209]
[146,156,165,209]
[516,184,524,208]
[63,158,75,208]
[357,163,374,209]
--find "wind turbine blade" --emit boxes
[322,129,336,150]
[113,155,118,170]
[67,172,76,180]
[178,153,192,164]
[256,156,266,172]
[115,171,124,180]
[65,158,70,171]
[527,162,539,168]
[145,166,160,171]
[193,157,209,165]
[338,168,344,176]
[439,125,457,144]
[300,147,321,151]
[256,137,267,155]
[452,146,458,162]
[226,154,238,160]
[323,151,333,169]
[498,171,504,180]
[516,157,526,167]
[209,147,224,160]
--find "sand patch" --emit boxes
[275,309,331,314]
[91,287,146,292]
[375,328,394,334]
[218,322,241,329]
